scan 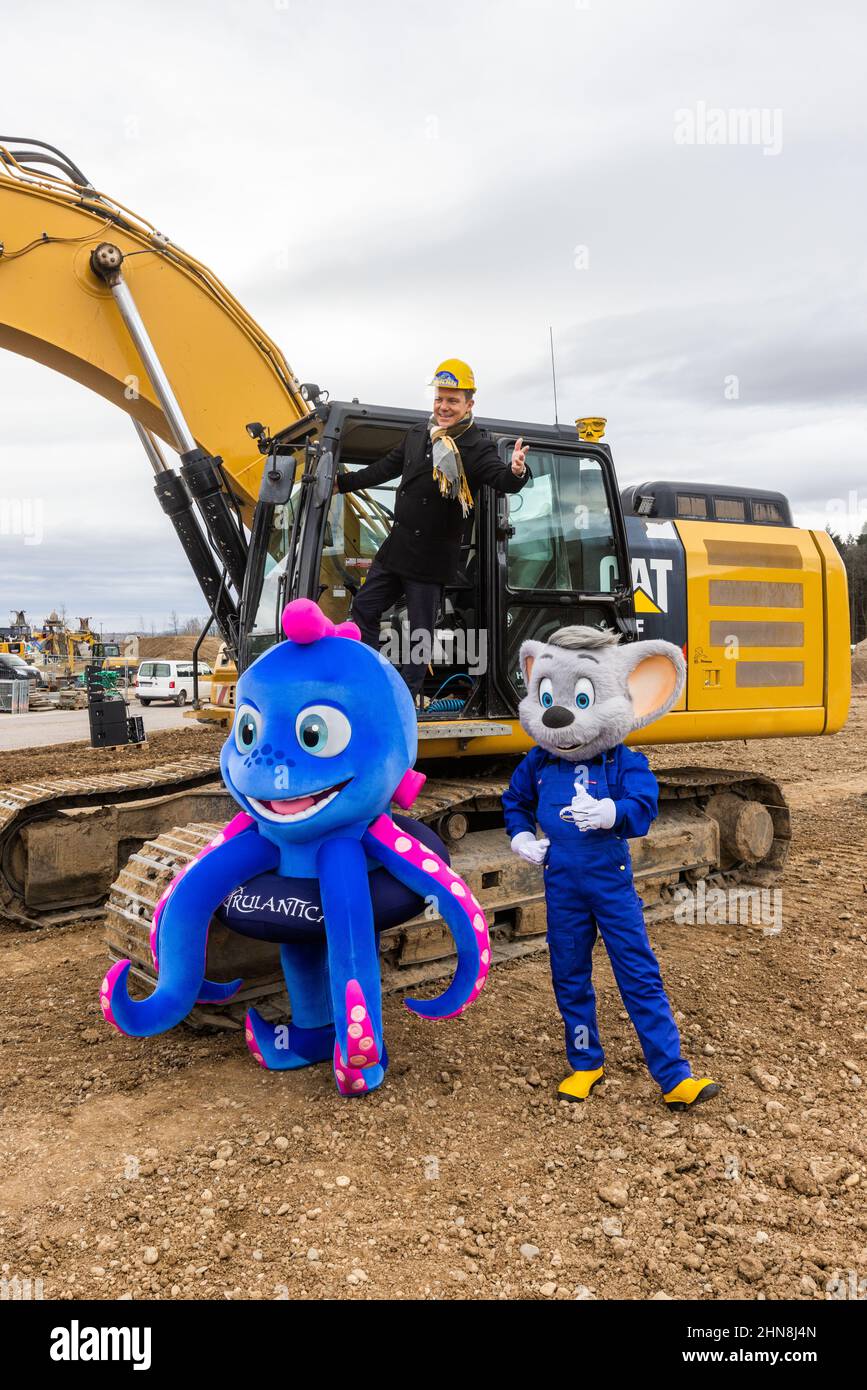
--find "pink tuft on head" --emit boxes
[392,768,426,809]
[281,598,332,643]
[280,600,362,645]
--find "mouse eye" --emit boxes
[538,677,554,709]
[575,677,595,710]
[295,704,351,757]
[234,705,261,753]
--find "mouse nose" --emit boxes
[541,704,574,728]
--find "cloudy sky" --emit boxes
[2,0,865,630]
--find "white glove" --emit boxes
[570,783,617,832]
[510,831,550,865]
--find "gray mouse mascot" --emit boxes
[502,625,720,1111]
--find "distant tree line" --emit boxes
[829,526,867,646]
[102,616,219,639]
[165,612,218,637]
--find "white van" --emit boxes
[135,660,212,706]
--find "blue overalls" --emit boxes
[503,743,691,1093]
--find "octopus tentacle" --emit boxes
[150,814,256,1003]
[316,836,383,1083]
[362,813,491,1019]
[102,829,278,1037]
[244,941,335,1070]
[150,811,255,960]
[245,1013,335,1070]
[333,1039,388,1097]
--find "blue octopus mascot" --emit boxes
[100,599,491,1096]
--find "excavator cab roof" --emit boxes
[621,480,792,527]
[305,399,613,461]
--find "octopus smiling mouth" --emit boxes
[247,778,351,824]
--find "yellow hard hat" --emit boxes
[431,358,476,392]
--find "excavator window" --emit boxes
[319,461,397,628]
[247,491,302,662]
[715,496,746,521]
[751,499,785,524]
[506,451,619,594]
[497,446,625,706]
[676,493,709,518]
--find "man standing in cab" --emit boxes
[335,358,531,700]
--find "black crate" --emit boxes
[88,699,130,746]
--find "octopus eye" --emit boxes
[234,705,261,753]
[295,704,351,758]
[538,677,554,709]
[575,677,595,710]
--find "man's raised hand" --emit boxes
[511,437,528,475]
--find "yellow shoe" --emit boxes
[557,1067,604,1103]
[663,1076,720,1111]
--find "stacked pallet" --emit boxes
[27,689,55,711]
[57,690,88,710]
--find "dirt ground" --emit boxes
[0,726,225,789]
[0,697,865,1302]
[133,636,222,665]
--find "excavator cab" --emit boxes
[248,402,637,722]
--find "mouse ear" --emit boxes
[519,640,544,688]
[619,640,686,729]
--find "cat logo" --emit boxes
[633,583,663,615]
[631,557,672,614]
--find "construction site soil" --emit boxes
[0,727,225,789]
[0,693,865,1301]
[131,636,223,665]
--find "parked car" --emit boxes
[0,653,44,687]
[134,659,212,706]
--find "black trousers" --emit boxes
[349,557,442,697]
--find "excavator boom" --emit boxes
[0,138,309,513]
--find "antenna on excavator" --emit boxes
[549,325,560,427]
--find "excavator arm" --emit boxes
[0,138,311,516]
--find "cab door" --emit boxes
[489,439,632,711]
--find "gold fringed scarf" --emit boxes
[429,414,475,516]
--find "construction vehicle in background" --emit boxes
[0,610,33,657]
[0,609,100,674]
[0,139,850,1019]
[36,612,99,670]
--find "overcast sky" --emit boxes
[2,0,865,630]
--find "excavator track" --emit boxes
[0,756,226,928]
[103,764,790,1031]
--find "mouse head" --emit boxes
[220,599,419,843]
[518,625,685,761]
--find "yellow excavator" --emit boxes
[0,138,850,1017]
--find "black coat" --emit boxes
[336,420,530,584]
